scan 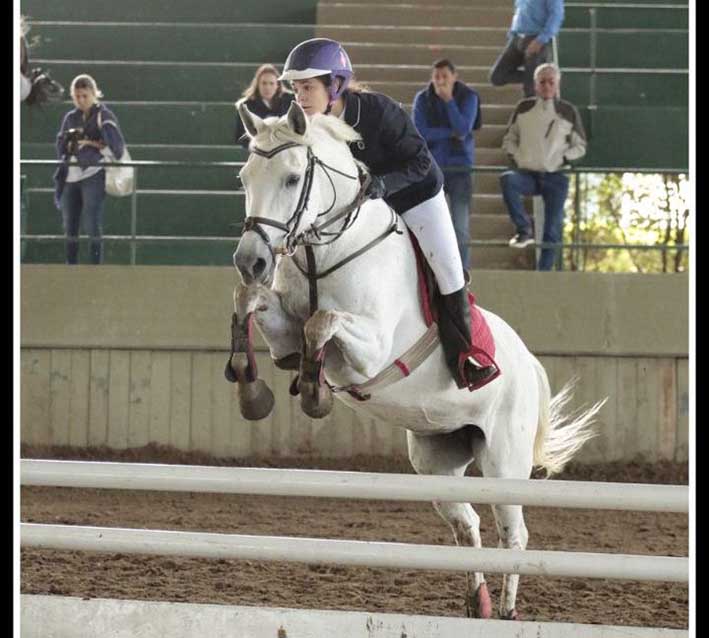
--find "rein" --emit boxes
[244,140,401,316]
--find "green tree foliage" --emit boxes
[563,173,689,273]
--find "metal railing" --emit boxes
[19,160,688,269]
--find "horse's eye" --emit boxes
[285,175,300,188]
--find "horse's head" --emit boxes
[25,68,65,106]
[233,100,363,285]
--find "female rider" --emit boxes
[279,38,497,390]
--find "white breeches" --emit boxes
[401,188,466,295]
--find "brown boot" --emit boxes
[438,287,497,389]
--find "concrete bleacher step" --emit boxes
[317,4,512,28]
[317,1,689,29]
[356,65,495,85]
[467,148,506,166]
[21,102,514,150]
[366,81,521,106]
[22,102,243,146]
[470,214,514,240]
[320,0,506,5]
[471,246,535,271]
[25,22,313,63]
[317,25,508,47]
[342,43,501,67]
[25,189,244,237]
[23,0,319,23]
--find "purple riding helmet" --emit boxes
[280,38,353,104]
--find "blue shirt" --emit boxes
[509,0,564,44]
[412,82,480,169]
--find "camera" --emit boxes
[64,127,85,156]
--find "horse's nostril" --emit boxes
[252,257,267,278]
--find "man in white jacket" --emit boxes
[500,63,586,270]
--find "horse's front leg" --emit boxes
[226,283,302,420]
[300,309,387,419]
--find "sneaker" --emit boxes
[509,232,534,248]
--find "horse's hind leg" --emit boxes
[406,427,492,619]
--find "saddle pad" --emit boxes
[410,233,499,390]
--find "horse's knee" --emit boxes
[304,309,341,352]
[433,501,481,544]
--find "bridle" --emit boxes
[243,141,369,256]
[240,139,401,314]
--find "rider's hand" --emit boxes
[365,175,387,200]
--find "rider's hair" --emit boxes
[432,59,456,74]
[70,74,104,99]
[315,73,369,95]
[242,64,289,102]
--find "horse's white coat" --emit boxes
[233,102,604,618]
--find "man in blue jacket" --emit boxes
[413,59,481,276]
[489,0,564,97]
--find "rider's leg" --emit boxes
[400,189,497,388]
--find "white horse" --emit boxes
[229,101,604,620]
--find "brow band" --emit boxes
[251,142,301,158]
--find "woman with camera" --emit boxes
[234,64,294,148]
[53,74,126,264]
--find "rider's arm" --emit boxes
[377,99,432,197]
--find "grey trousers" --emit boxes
[489,35,552,97]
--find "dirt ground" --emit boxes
[21,444,689,629]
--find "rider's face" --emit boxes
[72,88,96,112]
[292,79,330,117]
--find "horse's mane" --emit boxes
[251,113,362,151]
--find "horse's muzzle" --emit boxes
[233,240,274,285]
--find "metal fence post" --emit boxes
[130,167,138,266]
[589,8,598,111]
[573,171,581,270]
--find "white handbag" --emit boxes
[98,111,135,197]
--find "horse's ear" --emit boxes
[237,101,264,138]
[286,101,309,137]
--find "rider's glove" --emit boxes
[365,174,387,200]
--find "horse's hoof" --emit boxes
[299,381,334,419]
[476,583,493,619]
[237,379,275,420]
[499,609,519,621]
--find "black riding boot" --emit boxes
[438,286,497,389]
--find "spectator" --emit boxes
[500,63,586,271]
[53,74,126,265]
[413,59,481,276]
[489,0,564,98]
[234,64,295,147]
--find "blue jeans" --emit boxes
[500,170,569,271]
[60,170,106,264]
[489,35,552,98]
[443,169,473,272]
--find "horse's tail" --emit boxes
[531,357,606,477]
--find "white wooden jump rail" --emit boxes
[20,460,689,638]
